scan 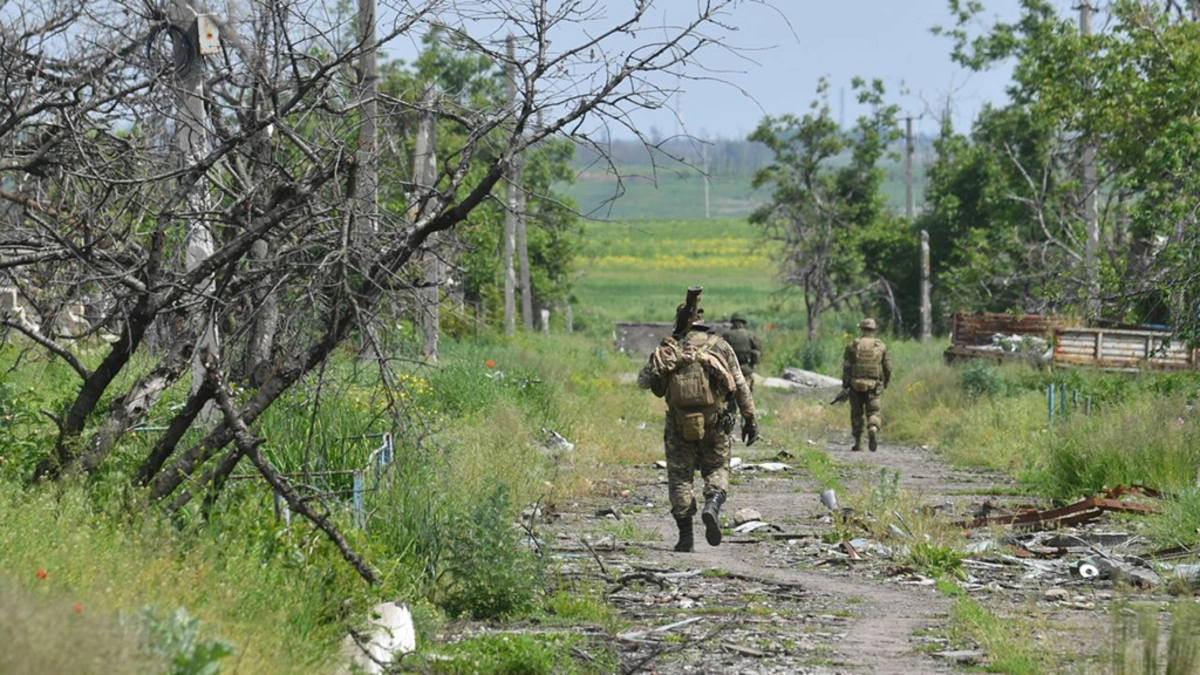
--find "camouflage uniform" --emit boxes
[841,319,893,452]
[638,325,756,549]
[721,313,763,390]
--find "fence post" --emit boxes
[1060,383,1069,420]
[1085,396,1092,416]
[1047,385,1055,427]
[353,471,365,529]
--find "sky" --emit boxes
[373,1,1084,142]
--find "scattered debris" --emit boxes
[956,494,1160,530]
[780,367,843,389]
[730,456,743,469]
[732,521,779,534]
[339,602,416,675]
[541,427,576,453]
[738,462,791,473]
[819,489,838,511]
[654,460,667,470]
[595,507,621,520]
[932,650,985,665]
[732,508,762,526]
[1043,588,1070,602]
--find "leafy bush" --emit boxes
[959,360,1006,399]
[139,606,235,675]
[439,484,544,620]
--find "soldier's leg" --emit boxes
[665,432,698,519]
[664,421,698,552]
[849,391,865,451]
[698,411,733,546]
[866,391,882,452]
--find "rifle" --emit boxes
[830,388,850,405]
[671,286,703,339]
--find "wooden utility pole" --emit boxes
[170,0,217,397]
[1080,1,1099,316]
[503,35,518,334]
[357,0,378,235]
[415,85,439,360]
[905,116,915,219]
[920,230,932,341]
[517,159,532,330]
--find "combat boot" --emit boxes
[868,425,879,452]
[851,432,863,452]
[673,517,694,553]
[701,490,726,546]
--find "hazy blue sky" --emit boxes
[647,0,1035,141]
[377,1,1083,141]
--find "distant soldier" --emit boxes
[638,288,758,553]
[721,312,763,389]
[841,318,893,452]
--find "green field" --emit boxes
[573,218,795,327]
[563,160,927,221]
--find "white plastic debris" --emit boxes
[340,602,416,675]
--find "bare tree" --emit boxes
[0,0,766,581]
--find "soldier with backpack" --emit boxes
[721,312,762,389]
[638,288,758,553]
[841,318,893,452]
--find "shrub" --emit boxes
[959,360,1006,399]
[439,484,544,620]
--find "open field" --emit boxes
[574,218,789,328]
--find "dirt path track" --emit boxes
[549,436,1011,674]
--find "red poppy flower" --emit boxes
[74,603,83,614]
[763,323,776,330]
[36,569,47,580]
[485,360,496,368]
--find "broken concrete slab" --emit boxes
[781,367,843,389]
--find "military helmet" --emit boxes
[731,312,747,324]
[859,318,878,332]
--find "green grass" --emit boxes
[574,218,790,328]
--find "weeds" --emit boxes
[1110,600,1200,675]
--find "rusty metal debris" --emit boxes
[955,491,1161,531]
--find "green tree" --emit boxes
[925,0,1200,337]
[379,28,580,332]
[749,78,912,338]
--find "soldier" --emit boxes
[638,291,758,553]
[841,318,893,452]
[721,312,763,389]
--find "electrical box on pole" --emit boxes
[195,15,220,55]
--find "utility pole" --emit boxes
[503,35,518,334]
[170,0,217,397]
[357,0,378,236]
[905,116,915,220]
[415,85,439,360]
[920,230,932,341]
[1080,1,1099,316]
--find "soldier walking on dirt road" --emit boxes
[638,288,758,552]
[841,318,893,452]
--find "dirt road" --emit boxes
[546,430,1017,674]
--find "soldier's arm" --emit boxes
[749,333,763,367]
[718,341,756,418]
[841,342,855,388]
[637,359,666,397]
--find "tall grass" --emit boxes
[0,481,362,673]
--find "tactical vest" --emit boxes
[850,337,884,381]
[724,328,755,368]
[666,333,723,441]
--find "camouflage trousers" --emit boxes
[663,408,733,520]
[848,388,882,437]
